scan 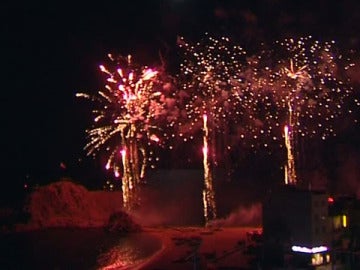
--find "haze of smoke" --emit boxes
[209,203,262,227]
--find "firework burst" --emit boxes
[177,34,249,138]
[177,33,252,223]
[254,36,358,184]
[77,54,170,211]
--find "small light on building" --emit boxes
[333,215,342,229]
[342,215,347,228]
[327,197,334,203]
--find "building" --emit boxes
[262,186,332,269]
[328,195,360,268]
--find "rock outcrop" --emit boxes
[17,180,134,231]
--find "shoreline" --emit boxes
[132,229,169,270]
[131,226,261,270]
[1,225,261,269]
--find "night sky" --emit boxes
[2,1,360,203]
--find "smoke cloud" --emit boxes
[209,203,262,228]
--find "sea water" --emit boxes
[0,228,161,269]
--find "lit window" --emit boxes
[312,253,324,265]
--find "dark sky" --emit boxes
[1,0,360,198]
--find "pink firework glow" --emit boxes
[77,54,172,211]
[252,36,358,184]
[177,34,251,222]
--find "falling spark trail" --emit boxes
[202,114,216,224]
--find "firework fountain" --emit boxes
[177,34,250,224]
[284,124,295,185]
[256,36,357,185]
[202,114,217,223]
[77,54,169,211]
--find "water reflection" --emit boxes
[0,228,161,269]
[97,233,161,269]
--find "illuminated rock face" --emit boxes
[22,180,125,230]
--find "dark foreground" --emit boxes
[0,228,161,270]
